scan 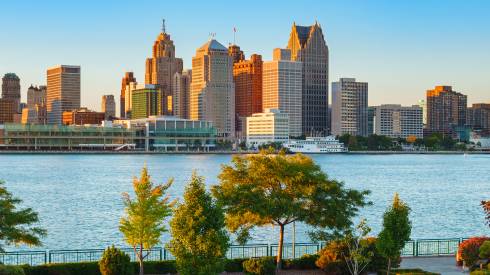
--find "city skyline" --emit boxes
[0,0,489,114]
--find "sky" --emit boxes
[0,0,489,114]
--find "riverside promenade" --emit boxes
[401,256,466,274]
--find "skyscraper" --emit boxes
[331,78,368,137]
[232,53,263,134]
[172,69,192,119]
[262,49,302,137]
[467,103,490,133]
[287,22,329,136]
[2,73,21,112]
[228,44,245,63]
[46,65,81,124]
[131,85,162,119]
[120,72,136,118]
[190,39,235,138]
[0,99,15,123]
[22,85,47,124]
[102,95,116,120]
[145,21,183,115]
[426,85,467,137]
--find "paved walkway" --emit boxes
[401,256,468,275]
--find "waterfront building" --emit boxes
[190,39,235,138]
[101,95,116,120]
[62,108,105,125]
[367,107,375,135]
[287,22,329,136]
[46,65,81,124]
[374,104,423,139]
[233,53,263,135]
[120,72,136,118]
[0,99,15,123]
[172,69,191,119]
[145,21,183,115]
[123,81,138,118]
[467,103,490,135]
[262,48,302,137]
[418,99,427,125]
[2,73,21,113]
[426,85,467,137]
[22,85,47,124]
[245,108,289,148]
[131,85,162,119]
[331,78,368,137]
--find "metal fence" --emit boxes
[0,238,464,266]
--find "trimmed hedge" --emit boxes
[0,265,26,275]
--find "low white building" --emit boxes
[374,104,423,138]
[246,108,289,148]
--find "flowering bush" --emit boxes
[457,237,490,267]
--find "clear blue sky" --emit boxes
[1,0,489,113]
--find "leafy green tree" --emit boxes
[376,193,412,274]
[343,219,373,275]
[168,172,229,275]
[212,151,370,270]
[0,180,46,252]
[119,167,173,275]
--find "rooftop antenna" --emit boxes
[162,19,166,33]
[233,27,237,45]
[209,32,216,40]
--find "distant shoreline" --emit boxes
[0,150,489,155]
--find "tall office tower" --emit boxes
[331,78,368,137]
[0,99,15,123]
[46,65,81,124]
[287,22,329,136]
[145,21,183,115]
[22,85,47,124]
[190,39,235,138]
[101,95,116,120]
[2,73,21,112]
[123,81,139,119]
[426,86,467,137]
[467,103,490,133]
[262,49,302,137]
[120,72,136,118]
[418,99,427,125]
[131,85,162,119]
[374,105,424,139]
[172,69,192,119]
[233,54,263,134]
[228,44,245,63]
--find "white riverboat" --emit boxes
[284,136,347,153]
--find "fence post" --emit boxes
[415,240,419,257]
[45,250,48,265]
[48,250,52,264]
[160,248,163,261]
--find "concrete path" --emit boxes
[401,256,469,275]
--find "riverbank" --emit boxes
[0,150,488,154]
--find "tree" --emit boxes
[0,180,46,252]
[376,193,411,274]
[212,151,370,270]
[119,167,173,275]
[168,172,229,275]
[343,219,373,275]
[99,246,132,275]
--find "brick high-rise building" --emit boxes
[467,103,490,134]
[145,21,183,115]
[46,65,81,124]
[0,99,15,123]
[2,73,21,113]
[331,78,368,137]
[190,39,235,138]
[228,44,245,63]
[102,95,116,120]
[172,69,191,119]
[287,22,329,136]
[232,53,262,134]
[120,72,136,118]
[426,86,467,137]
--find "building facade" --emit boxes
[426,85,467,137]
[22,85,47,124]
[262,49,302,137]
[287,22,329,136]
[145,22,183,116]
[172,69,191,119]
[233,53,263,134]
[2,73,21,113]
[190,39,235,138]
[131,85,162,119]
[467,103,490,135]
[246,108,289,147]
[120,72,136,118]
[374,104,423,138]
[331,78,368,137]
[102,95,116,120]
[62,108,105,125]
[0,99,15,123]
[46,65,81,124]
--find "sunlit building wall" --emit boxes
[46,65,81,124]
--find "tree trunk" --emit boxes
[386,257,391,275]
[276,224,284,270]
[139,244,144,275]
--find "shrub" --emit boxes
[0,265,25,275]
[98,246,131,275]
[283,254,318,270]
[22,262,100,275]
[315,240,348,274]
[242,257,276,275]
[364,237,400,272]
[471,270,490,275]
[458,237,490,267]
[480,241,490,260]
[224,259,246,272]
